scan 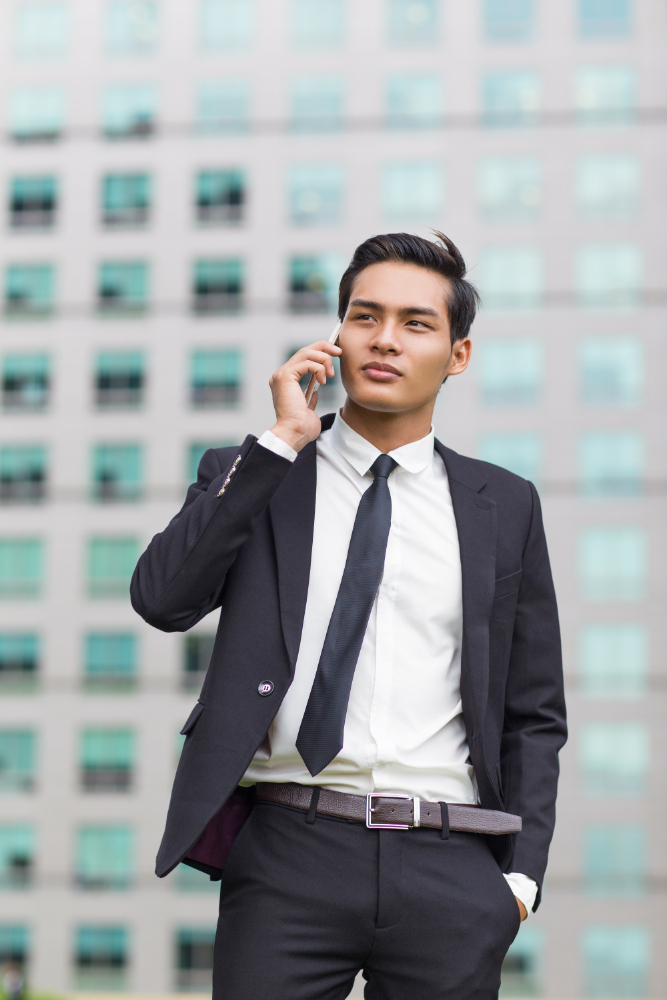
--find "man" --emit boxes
[132,232,566,1000]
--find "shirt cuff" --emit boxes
[257,430,297,463]
[503,873,538,917]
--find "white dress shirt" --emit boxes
[241,413,537,915]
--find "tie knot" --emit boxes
[370,454,398,481]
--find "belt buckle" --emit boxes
[366,792,420,830]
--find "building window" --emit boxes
[195,170,245,225]
[92,445,143,502]
[385,74,442,128]
[14,1,69,58]
[289,165,344,226]
[579,526,646,601]
[483,0,534,42]
[183,634,215,690]
[102,173,150,227]
[582,926,649,998]
[478,433,542,481]
[175,928,216,992]
[381,162,444,220]
[9,86,65,141]
[0,826,34,888]
[576,243,641,308]
[575,154,640,222]
[500,926,542,996]
[0,447,46,504]
[2,355,50,412]
[579,0,631,40]
[387,0,438,46]
[80,729,134,792]
[187,443,231,484]
[574,66,636,126]
[102,83,156,138]
[9,176,57,229]
[482,70,540,127]
[579,431,643,497]
[74,927,128,991]
[84,633,137,691]
[579,623,647,698]
[286,345,340,403]
[579,337,642,407]
[196,79,249,133]
[0,731,35,793]
[174,864,219,892]
[580,721,649,796]
[75,825,133,889]
[4,265,54,317]
[584,825,646,895]
[199,0,253,50]
[0,540,43,599]
[478,156,541,220]
[476,339,543,406]
[478,246,543,309]
[0,925,28,971]
[95,352,144,409]
[0,634,39,688]
[190,350,242,408]
[288,255,341,313]
[87,538,138,599]
[290,75,344,132]
[192,259,244,314]
[291,0,343,48]
[104,0,158,54]
[97,262,148,314]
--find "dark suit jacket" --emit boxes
[131,413,566,910]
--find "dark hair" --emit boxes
[338,231,480,345]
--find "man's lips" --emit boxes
[361,362,403,381]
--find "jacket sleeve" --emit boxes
[500,481,567,909]
[130,435,293,632]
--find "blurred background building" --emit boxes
[0,0,665,996]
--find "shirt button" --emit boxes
[257,680,274,696]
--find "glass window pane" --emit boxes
[579,337,643,407]
[291,0,343,48]
[288,254,344,313]
[183,634,216,688]
[92,445,143,502]
[0,540,43,599]
[97,262,148,312]
[14,2,69,57]
[578,526,646,601]
[193,259,244,313]
[580,721,649,795]
[0,825,34,887]
[381,162,444,220]
[75,826,133,888]
[579,0,631,40]
[75,926,127,990]
[386,73,442,127]
[0,925,29,967]
[478,246,543,309]
[199,0,254,50]
[579,430,643,497]
[476,339,543,406]
[81,729,134,791]
[190,350,242,407]
[102,83,156,137]
[195,169,245,224]
[387,0,438,47]
[96,352,144,409]
[87,539,138,599]
[175,927,216,991]
[2,354,50,411]
[290,75,344,132]
[574,66,636,126]
[187,443,231,484]
[84,633,136,691]
[9,87,66,140]
[575,244,642,308]
[102,173,150,226]
[584,825,647,895]
[0,731,36,792]
[482,70,540,127]
[289,165,344,225]
[0,634,39,680]
[104,0,158,54]
[478,433,542,481]
[196,79,249,133]
[484,0,535,42]
[5,265,54,315]
[500,926,543,996]
[174,863,219,892]
[0,446,47,504]
[10,175,57,229]
[579,623,648,698]
[478,156,541,220]
[582,925,650,997]
[576,154,640,222]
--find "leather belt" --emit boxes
[256,782,521,835]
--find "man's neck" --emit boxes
[339,397,436,454]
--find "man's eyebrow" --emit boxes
[349,298,385,312]
[349,298,441,319]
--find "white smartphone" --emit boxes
[304,319,342,405]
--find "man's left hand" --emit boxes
[515,898,527,921]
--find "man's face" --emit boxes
[338,261,471,414]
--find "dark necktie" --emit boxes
[296,453,399,776]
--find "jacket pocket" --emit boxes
[180,701,205,735]
[493,568,522,601]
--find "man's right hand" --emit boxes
[268,341,342,453]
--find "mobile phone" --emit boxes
[304,319,342,405]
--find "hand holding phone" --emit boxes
[304,320,342,404]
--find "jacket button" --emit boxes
[258,680,274,696]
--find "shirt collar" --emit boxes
[329,412,435,477]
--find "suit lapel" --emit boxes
[435,442,497,736]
